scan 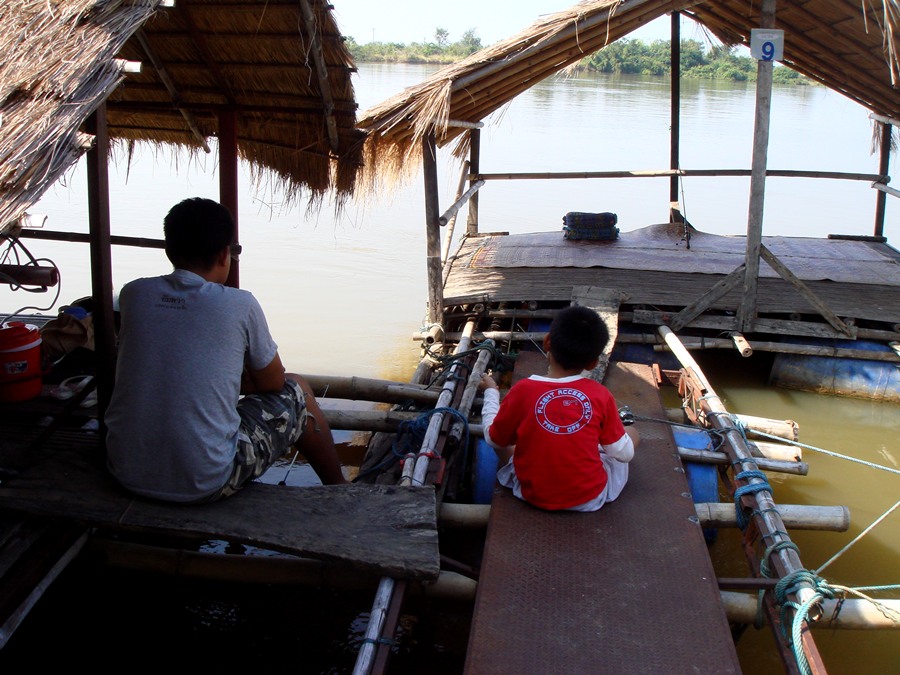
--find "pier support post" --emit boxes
[423,129,444,327]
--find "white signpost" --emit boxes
[750,28,785,61]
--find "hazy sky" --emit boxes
[329,1,675,46]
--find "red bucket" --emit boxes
[0,322,43,402]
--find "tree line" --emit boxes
[346,29,809,84]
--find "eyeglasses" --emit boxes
[229,243,242,261]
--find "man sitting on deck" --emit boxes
[106,197,348,503]
[479,305,638,511]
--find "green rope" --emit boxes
[760,540,802,578]
[783,574,836,675]
[733,469,771,529]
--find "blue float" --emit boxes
[672,425,720,544]
[769,339,900,402]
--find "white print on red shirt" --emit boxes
[534,387,593,434]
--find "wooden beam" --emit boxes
[466,128,481,236]
[670,11,681,203]
[298,0,340,153]
[758,245,856,337]
[84,105,116,427]
[737,0,776,333]
[874,120,892,237]
[631,309,900,341]
[423,131,444,326]
[669,265,746,331]
[219,110,240,289]
[134,29,211,152]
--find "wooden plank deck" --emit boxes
[444,224,900,326]
[464,362,741,674]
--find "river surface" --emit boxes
[2,63,898,673]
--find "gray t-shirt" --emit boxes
[106,269,278,502]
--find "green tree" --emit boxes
[435,27,449,48]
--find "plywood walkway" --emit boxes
[464,362,741,674]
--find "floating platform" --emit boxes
[441,223,900,400]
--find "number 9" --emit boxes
[762,41,775,61]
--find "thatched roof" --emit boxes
[0,0,364,232]
[358,0,900,184]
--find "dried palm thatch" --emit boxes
[357,0,900,192]
[0,0,365,233]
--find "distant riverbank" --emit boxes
[346,36,810,84]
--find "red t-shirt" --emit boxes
[488,375,627,510]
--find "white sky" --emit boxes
[329,1,675,46]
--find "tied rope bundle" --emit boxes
[562,211,619,240]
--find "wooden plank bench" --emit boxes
[0,447,440,581]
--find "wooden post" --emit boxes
[219,109,240,288]
[874,120,892,238]
[669,11,681,208]
[84,104,116,428]
[423,130,444,327]
[738,0,776,332]
[466,127,481,236]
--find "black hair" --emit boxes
[548,305,610,370]
[163,197,235,269]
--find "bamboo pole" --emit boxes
[734,414,799,442]
[404,320,477,487]
[722,591,900,630]
[442,160,470,265]
[321,409,422,433]
[353,577,395,675]
[676,446,807,476]
[749,440,801,462]
[439,180,484,227]
[446,339,494,449]
[695,503,849,531]
[302,374,441,405]
[474,168,883,181]
[658,326,822,625]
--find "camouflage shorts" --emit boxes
[214,379,309,500]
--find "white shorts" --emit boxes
[497,452,629,512]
